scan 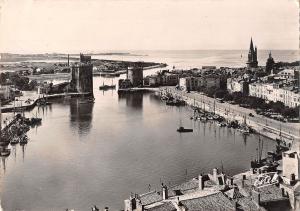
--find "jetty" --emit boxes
[1,92,91,113]
[117,87,159,94]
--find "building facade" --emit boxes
[179,75,220,91]
[0,85,14,101]
[227,78,249,95]
[249,82,300,108]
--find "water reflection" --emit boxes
[69,99,94,135]
[118,92,143,109]
[0,91,277,211]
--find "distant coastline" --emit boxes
[0,52,148,62]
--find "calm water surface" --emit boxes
[0,76,277,211]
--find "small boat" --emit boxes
[11,137,20,145]
[166,100,185,106]
[0,141,9,147]
[238,128,250,135]
[79,98,95,104]
[200,117,207,122]
[30,117,42,125]
[20,135,28,145]
[217,122,227,127]
[207,116,214,120]
[177,127,193,133]
[99,84,116,90]
[0,148,10,157]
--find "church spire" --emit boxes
[246,37,258,68]
[250,37,254,51]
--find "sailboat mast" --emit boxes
[0,101,2,141]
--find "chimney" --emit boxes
[242,174,246,180]
[221,173,226,185]
[290,173,296,181]
[234,201,238,211]
[252,189,260,206]
[176,197,180,204]
[281,188,285,197]
[67,54,70,66]
[213,168,218,181]
[230,177,234,186]
[162,183,168,200]
[199,174,204,190]
[130,196,137,210]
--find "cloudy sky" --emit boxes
[0,0,298,53]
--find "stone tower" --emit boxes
[246,38,258,68]
[70,53,93,95]
[266,51,275,74]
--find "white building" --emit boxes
[0,85,14,101]
[227,78,247,94]
[249,82,300,108]
[179,76,220,91]
[280,141,300,210]
[277,69,295,80]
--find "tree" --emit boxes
[232,92,243,104]
[0,73,8,85]
[283,107,299,118]
[269,101,285,113]
[214,89,227,99]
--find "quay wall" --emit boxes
[160,87,300,143]
[1,92,91,113]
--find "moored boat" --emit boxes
[177,126,193,133]
[11,137,20,145]
[20,135,28,145]
[0,148,10,157]
[99,84,116,90]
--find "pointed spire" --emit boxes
[250,37,254,51]
[269,51,272,58]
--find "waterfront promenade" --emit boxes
[162,87,300,142]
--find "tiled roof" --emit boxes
[224,188,244,199]
[146,202,176,211]
[139,191,162,205]
[180,192,236,211]
[258,184,286,203]
[236,197,266,211]
[171,179,199,194]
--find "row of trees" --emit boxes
[203,87,299,119]
[0,72,38,91]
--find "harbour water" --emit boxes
[0,50,297,210]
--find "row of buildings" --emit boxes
[119,68,179,89]
[227,68,300,108]
[228,39,299,108]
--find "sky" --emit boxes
[0,0,299,53]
